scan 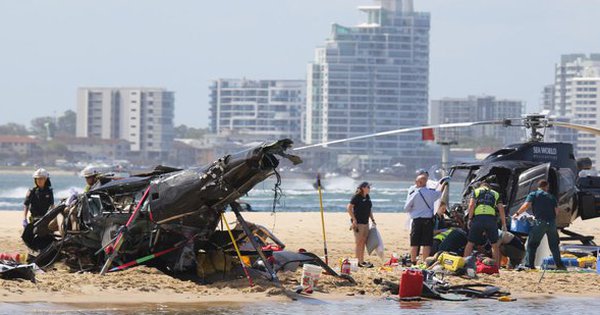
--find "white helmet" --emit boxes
[81,165,100,178]
[33,168,49,179]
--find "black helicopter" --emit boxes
[21,140,332,280]
[295,113,600,245]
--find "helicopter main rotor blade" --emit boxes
[551,121,600,136]
[294,120,509,151]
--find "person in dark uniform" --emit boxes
[23,168,54,226]
[347,181,376,268]
[514,179,565,270]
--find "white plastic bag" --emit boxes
[366,225,385,259]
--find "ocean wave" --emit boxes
[0,186,81,200]
[0,187,29,199]
[247,187,407,195]
[242,200,401,212]
[0,201,22,208]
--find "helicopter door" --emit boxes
[509,163,551,215]
[577,176,600,220]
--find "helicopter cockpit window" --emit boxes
[86,193,116,217]
[86,195,102,217]
[447,168,471,201]
[558,168,576,198]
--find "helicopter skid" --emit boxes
[559,228,596,246]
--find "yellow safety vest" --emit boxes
[473,187,499,216]
[434,228,454,242]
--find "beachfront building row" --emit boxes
[304,0,433,170]
[0,136,41,160]
[76,87,175,161]
[208,79,305,141]
[430,96,524,147]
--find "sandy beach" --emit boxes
[0,210,599,304]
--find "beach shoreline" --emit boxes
[0,166,415,182]
[0,211,599,304]
[0,167,78,177]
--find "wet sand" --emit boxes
[0,211,599,303]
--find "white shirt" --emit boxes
[404,187,442,219]
[407,179,443,214]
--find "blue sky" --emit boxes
[1,0,599,128]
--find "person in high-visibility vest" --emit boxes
[463,181,507,268]
[81,166,100,193]
[432,227,468,256]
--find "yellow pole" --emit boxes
[317,173,329,265]
[221,213,254,287]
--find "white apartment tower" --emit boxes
[76,88,175,160]
[305,0,431,170]
[430,96,524,146]
[544,54,600,160]
[554,54,600,116]
[209,79,305,141]
[571,76,600,165]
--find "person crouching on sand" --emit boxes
[347,181,376,268]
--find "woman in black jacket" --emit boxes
[23,168,54,226]
[347,182,376,268]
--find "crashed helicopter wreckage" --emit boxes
[21,139,354,285]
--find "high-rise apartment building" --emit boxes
[540,84,555,112]
[570,76,600,165]
[430,96,524,146]
[305,0,431,170]
[209,79,305,141]
[554,54,600,116]
[543,54,600,161]
[76,87,175,160]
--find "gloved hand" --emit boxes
[22,219,28,227]
[438,176,451,185]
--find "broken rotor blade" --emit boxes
[551,121,600,136]
[294,120,509,151]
